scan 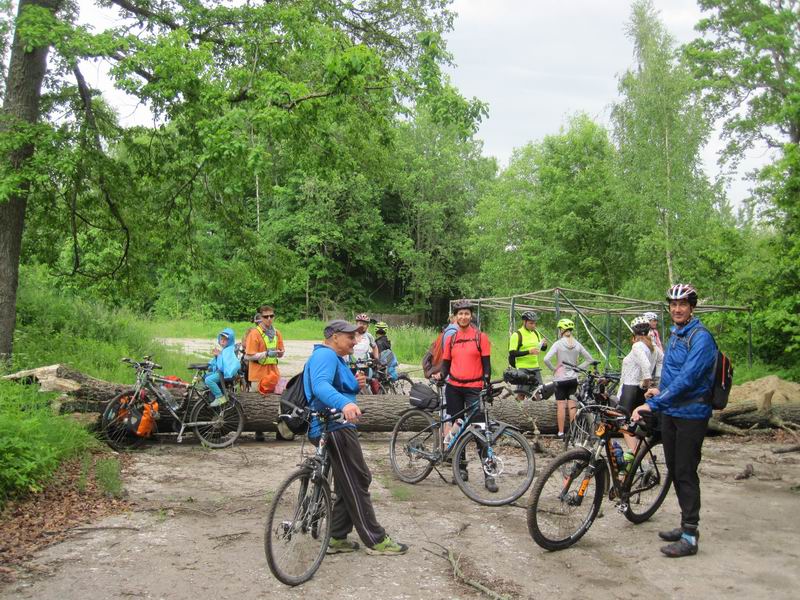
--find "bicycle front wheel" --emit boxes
[452,428,535,506]
[623,438,672,524]
[190,396,245,448]
[389,409,437,483]
[265,469,332,586]
[526,447,604,551]
[101,392,146,451]
[565,409,596,451]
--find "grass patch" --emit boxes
[94,458,123,498]
[0,380,98,508]
[377,475,414,501]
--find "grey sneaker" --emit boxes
[208,396,227,408]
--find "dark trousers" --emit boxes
[327,428,386,547]
[661,414,709,532]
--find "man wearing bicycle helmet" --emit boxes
[508,311,548,401]
[439,299,496,492]
[633,284,716,558]
[644,311,664,351]
[543,318,595,439]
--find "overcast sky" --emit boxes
[79,0,767,207]
[444,0,770,207]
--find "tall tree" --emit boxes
[612,0,712,287]
[0,0,461,356]
[685,0,800,362]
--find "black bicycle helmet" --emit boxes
[521,311,538,322]
[451,299,476,314]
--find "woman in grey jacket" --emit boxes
[543,318,595,439]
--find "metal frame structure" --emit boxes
[451,287,752,366]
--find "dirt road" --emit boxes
[3,435,798,600]
[157,338,417,377]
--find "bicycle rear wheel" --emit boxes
[564,409,595,450]
[190,395,244,448]
[526,447,604,551]
[101,392,146,451]
[265,469,332,586]
[391,374,413,395]
[389,409,437,483]
[452,428,535,506]
[623,438,672,524]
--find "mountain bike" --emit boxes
[101,356,245,450]
[561,360,620,450]
[351,358,413,395]
[526,404,671,550]
[264,407,348,586]
[389,379,536,506]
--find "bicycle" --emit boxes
[389,379,536,506]
[264,407,348,586]
[526,404,672,551]
[351,358,414,395]
[101,356,245,450]
[560,360,620,450]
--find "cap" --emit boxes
[324,319,359,338]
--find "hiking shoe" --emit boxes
[484,476,499,493]
[326,538,360,554]
[659,528,700,542]
[556,432,564,440]
[660,534,698,558]
[366,536,409,556]
[208,396,228,407]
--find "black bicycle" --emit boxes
[561,360,620,450]
[101,357,245,450]
[389,379,536,506]
[351,357,413,395]
[264,407,349,586]
[526,404,671,551]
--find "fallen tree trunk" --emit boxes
[6,365,800,434]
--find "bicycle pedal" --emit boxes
[617,503,628,514]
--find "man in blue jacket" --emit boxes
[303,320,408,556]
[633,284,716,558]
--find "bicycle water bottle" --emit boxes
[612,441,625,470]
[444,418,463,445]
[159,385,179,411]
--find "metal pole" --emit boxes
[605,310,611,365]
[510,297,516,335]
[477,300,482,330]
[748,309,753,368]
[554,289,561,341]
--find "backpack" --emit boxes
[279,370,309,434]
[684,326,734,410]
[422,331,445,378]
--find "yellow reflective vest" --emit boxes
[509,326,544,369]
[258,329,280,365]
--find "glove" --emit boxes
[435,378,446,388]
[251,351,267,361]
[482,376,491,389]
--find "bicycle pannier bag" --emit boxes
[409,383,440,411]
[503,368,538,385]
[279,370,309,434]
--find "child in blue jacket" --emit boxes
[206,328,240,407]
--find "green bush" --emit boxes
[0,380,96,507]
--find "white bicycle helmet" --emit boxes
[631,316,651,336]
[643,311,658,321]
[666,283,698,306]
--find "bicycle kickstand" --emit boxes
[177,423,187,443]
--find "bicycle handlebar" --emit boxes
[121,357,162,370]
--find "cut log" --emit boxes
[7,365,800,434]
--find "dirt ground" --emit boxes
[2,432,799,600]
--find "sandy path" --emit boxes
[156,337,418,378]
[3,435,799,599]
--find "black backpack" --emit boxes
[279,370,309,434]
[684,326,734,410]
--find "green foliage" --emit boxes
[0,380,96,507]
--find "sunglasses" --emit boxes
[261,314,275,319]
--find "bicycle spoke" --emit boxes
[191,400,244,448]
[389,410,436,483]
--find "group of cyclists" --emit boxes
[296,282,717,565]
